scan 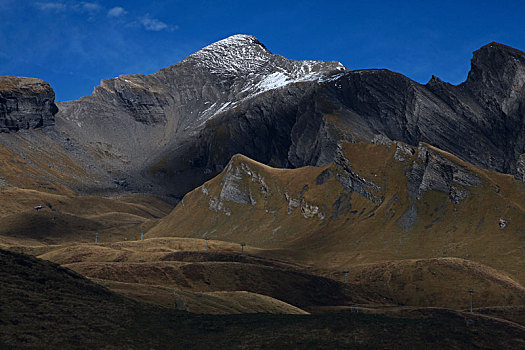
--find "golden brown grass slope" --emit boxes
[0,132,91,194]
[0,187,173,246]
[22,238,387,312]
[347,258,525,309]
[4,248,525,350]
[147,140,525,306]
[94,280,309,314]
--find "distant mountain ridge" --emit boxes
[0,35,523,201]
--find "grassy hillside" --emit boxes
[347,258,525,309]
[2,248,525,349]
[0,187,172,246]
[147,140,525,294]
[94,280,309,314]
[0,133,89,194]
[1,137,524,347]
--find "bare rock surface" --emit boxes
[0,76,57,132]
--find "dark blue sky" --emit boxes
[1,0,524,101]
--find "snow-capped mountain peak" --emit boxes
[187,34,346,79]
[183,34,347,125]
[186,34,274,76]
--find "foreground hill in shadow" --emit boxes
[2,248,525,349]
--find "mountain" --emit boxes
[1,36,523,202]
[1,35,525,348]
[147,139,525,289]
[60,36,525,201]
[54,34,345,199]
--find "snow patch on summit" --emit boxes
[255,69,346,94]
[256,72,290,90]
[188,34,272,77]
[188,34,346,80]
[186,34,347,125]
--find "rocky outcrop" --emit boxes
[322,42,525,179]
[464,42,525,113]
[201,155,270,215]
[0,77,57,132]
[284,187,326,220]
[407,144,481,203]
[333,143,382,203]
[220,163,257,205]
[516,154,525,183]
[199,154,328,220]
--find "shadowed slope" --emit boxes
[475,305,525,326]
[0,187,173,246]
[0,248,175,348]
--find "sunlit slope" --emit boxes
[32,237,270,263]
[348,258,525,309]
[0,132,93,195]
[148,140,525,285]
[94,280,309,315]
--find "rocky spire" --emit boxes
[464,42,525,108]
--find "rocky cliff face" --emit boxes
[0,77,57,132]
[320,42,525,177]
